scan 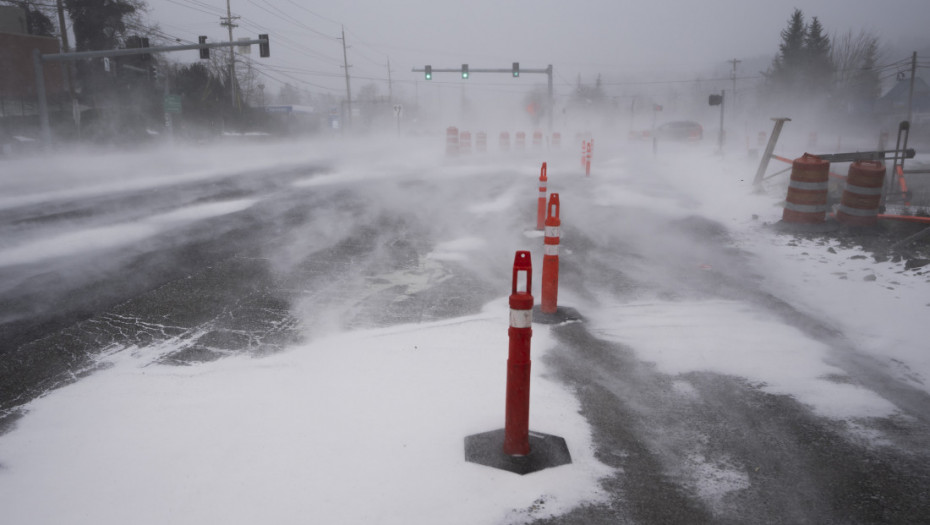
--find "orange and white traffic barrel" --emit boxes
[499,131,510,152]
[783,153,830,224]
[837,160,886,227]
[460,131,472,155]
[515,132,526,151]
[446,126,459,156]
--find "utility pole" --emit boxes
[728,58,741,112]
[221,0,240,110]
[906,51,917,123]
[717,90,725,154]
[340,26,352,128]
[387,57,393,103]
[55,0,72,88]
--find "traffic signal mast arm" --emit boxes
[413,63,555,131]
[32,35,270,145]
[412,66,550,75]
[38,36,270,62]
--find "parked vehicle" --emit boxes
[655,121,703,141]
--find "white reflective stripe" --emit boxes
[510,309,533,328]
[844,184,884,196]
[838,205,879,217]
[544,245,559,256]
[784,201,827,213]
[788,180,829,190]
[545,226,560,238]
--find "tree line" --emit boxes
[5,0,278,142]
[1,2,905,143]
[762,8,883,116]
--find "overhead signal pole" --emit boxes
[413,63,554,130]
[32,36,270,145]
[221,0,240,109]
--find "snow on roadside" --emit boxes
[591,146,930,407]
[0,300,612,525]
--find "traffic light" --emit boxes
[708,94,723,106]
[150,65,158,80]
[259,34,270,58]
[425,65,432,80]
[512,62,519,77]
[198,36,209,59]
[461,63,469,79]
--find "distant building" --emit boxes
[0,5,67,121]
[0,5,28,35]
[877,76,930,124]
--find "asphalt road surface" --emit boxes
[2,143,929,523]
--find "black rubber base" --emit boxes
[464,428,572,475]
[532,305,583,325]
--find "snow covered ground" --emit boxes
[0,136,927,523]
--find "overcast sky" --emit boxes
[142,0,930,101]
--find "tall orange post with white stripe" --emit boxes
[504,250,533,456]
[541,193,560,314]
[463,249,572,474]
[536,162,548,231]
[585,140,592,176]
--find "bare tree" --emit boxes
[831,29,883,113]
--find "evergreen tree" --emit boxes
[804,16,833,95]
[765,9,807,93]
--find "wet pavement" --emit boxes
[2,150,930,523]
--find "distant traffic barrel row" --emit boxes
[446,127,561,156]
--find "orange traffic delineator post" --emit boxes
[585,140,592,176]
[536,163,548,231]
[464,251,572,475]
[504,251,534,456]
[540,193,561,314]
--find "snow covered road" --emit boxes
[1,136,929,523]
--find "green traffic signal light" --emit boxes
[512,62,519,77]
[425,65,432,80]
[461,64,469,79]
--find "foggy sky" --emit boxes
[143,0,930,99]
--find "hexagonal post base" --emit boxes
[464,429,571,475]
